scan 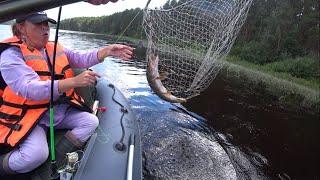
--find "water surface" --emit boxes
[2,25,316,179]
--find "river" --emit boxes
[1,25,318,180]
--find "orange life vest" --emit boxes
[0,36,91,148]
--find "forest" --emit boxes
[60,0,319,89]
[60,8,144,39]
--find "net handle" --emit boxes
[144,0,152,10]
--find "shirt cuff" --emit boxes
[54,80,62,100]
[94,49,101,63]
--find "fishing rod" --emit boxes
[49,6,63,179]
[0,0,83,23]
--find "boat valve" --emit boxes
[115,142,126,151]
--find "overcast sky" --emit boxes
[45,0,166,20]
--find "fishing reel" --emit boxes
[58,151,83,180]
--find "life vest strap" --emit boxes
[1,100,49,109]
[0,121,21,131]
[0,94,90,121]
[0,41,22,52]
[35,71,65,80]
[61,64,71,74]
[59,93,92,113]
[0,112,22,121]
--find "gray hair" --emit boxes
[11,23,22,38]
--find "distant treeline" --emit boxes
[60,0,319,87]
[60,8,144,39]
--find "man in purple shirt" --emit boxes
[0,5,133,177]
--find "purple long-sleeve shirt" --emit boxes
[0,46,100,125]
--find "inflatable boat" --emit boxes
[3,73,142,180]
[72,75,142,180]
[0,69,143,180]
[0,1,142,179]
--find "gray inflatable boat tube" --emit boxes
[73,77,142,180]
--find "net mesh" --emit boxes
[143,0,253,99]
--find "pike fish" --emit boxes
[146,54,187,103]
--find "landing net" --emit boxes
[143,0,253,99]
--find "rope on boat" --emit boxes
[109,83,128,151]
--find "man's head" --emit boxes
[14,12,56,50]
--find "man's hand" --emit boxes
[72,70,101,87]
[58,70,101,93]
[87,0,119,5]
[98,44,134,61]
